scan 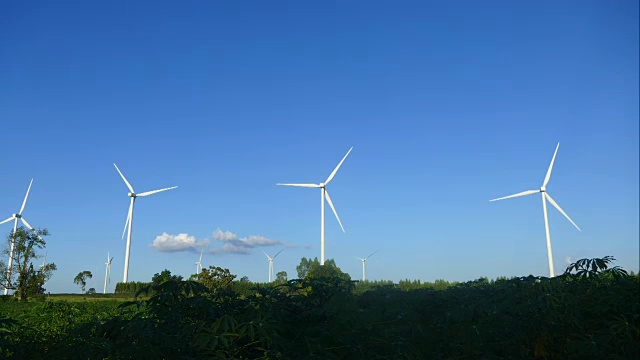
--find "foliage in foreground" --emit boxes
[0,257,638,359]
[0,227,56,301]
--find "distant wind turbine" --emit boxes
[114,163,177,283]
[277,147,353,265]
[195,245,205,274]
[490,143,580,277]
[40,252,47,271]
[264,249,284,282]
[0,179,37,295]
[356,251,377,281]
[104,252,114,294]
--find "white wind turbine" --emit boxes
[277,147,353,265]
[103,252,114,294]
[40,252,47,271]
[1,179,37,295]
[490,143,581,277]
[114,163,177,283]
[264,249,284,282]
[356,251,377,281]
[195,245,205,275]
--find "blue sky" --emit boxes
[1,1,638,293]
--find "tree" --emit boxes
[275,271,288,283]
[296,257,350,282]
[0,227,56,301]
[306,258,351,282]
[74,271,93,293]
[191,266,236,295]
[152,269,183,286]
[87,288,96,294]
[240,276,250,282]
[296,257,312,278]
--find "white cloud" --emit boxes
[209,228,296,255]
[151,228,296,255]
[211,243,251,255]
[214,229,238,242]
[565,256,573,265]
[150,232,208,253]
[241,235,279,246]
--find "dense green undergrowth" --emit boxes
[0,258,638,359]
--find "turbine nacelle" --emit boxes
[13,214,20,218]
[540,187,546,192]
[128,192,137,198]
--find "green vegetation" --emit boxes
[0,256,638,359]
[73,271,93,293]
[0,227,56,301]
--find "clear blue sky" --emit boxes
[1,1,638,293]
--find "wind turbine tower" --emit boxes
[40,252,47,272]
[264,249,284,282]
[114,164,177,283]
[195,245,205,275]
[104,253,114,294]
[277,147,353,265]
[0,179,37,295]
[490,143,580,277]
[356,251,377,281]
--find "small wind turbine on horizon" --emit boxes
[114,163,177,283]
[490,143,580,277]
[0,179,37,295]
[264,249,284,282]
[195,245,205,275]
[356,251,377,281]
[104,252,114,294]
[277,147,353,265]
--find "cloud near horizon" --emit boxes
[150,232,209,253]
[210,228,295,255]
[150,229,296,255]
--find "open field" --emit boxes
[44,293,144,302]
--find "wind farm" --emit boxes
[0,2,637,358]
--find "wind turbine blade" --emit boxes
[19,179,33,215]
[113,164,135,193]
[263,251,272,260]
[545,193,581,231]
[0,216,14,225]
[276,183,321,188]
[122,202,132,240]
[367,251,377,259]
[199,247,204,262]
[325,147,353,185]
[20,217,34,231]
[273,249,284,259]
[356,257,364,261]
[543,143,560,188]
[324,190,345,233]
[489,190,539,202]
[137,186,178,197]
